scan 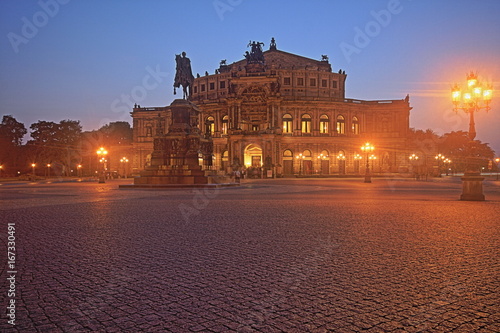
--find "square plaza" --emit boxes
[1,178,499,332]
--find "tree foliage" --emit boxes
[27,120,82,175]
[0,115,27,146]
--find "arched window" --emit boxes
[336,115,345,134]
[301,114,311,134]
[282,149,294,175]
[222,115,229,135]
[282,114,293,133]
[352,116,359,135]
[221,150,229,171]
[146,126,152,137]
[206,116,215,135]
[319,114,329,134]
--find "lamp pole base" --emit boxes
[460,173,485,201]
[364,175,372,183]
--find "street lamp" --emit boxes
[0,165,3,178]
[336,153,346,175]
[31,163,36,179]
[369,154,377,172]
[46,163,51,178]
[443,158,452,176]
[409,154,419,180]
[435,153,445,177]
[317,153,328,175]
[120,157,129,178]
[77,164,82,177]
[96,147,108,183]
[360,142,374,183]
[451,72,493,201]
[295,153,304,175]
[495,157,500,181]
[353,154,362,175]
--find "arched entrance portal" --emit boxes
[244,144,262,168]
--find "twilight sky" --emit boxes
[1,0,499,153]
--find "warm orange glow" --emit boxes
[463,92,472,101]
[452,88,461,102]
[473,86,482,98]
[483,88,492,101]
[31,163,36,167]
[77,164,82,168]
[360,142,374,153]
[47,164,51,167]
[467,72,477,87]
[96,147,108,156]
[409,154,419,160]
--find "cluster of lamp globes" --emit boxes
[451,72,493,111]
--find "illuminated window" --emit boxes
[301,114,311,134]
[222,115,228,135]
[282,114,293,133]
[336,115,345,134]
[352,116,359,134]
[206,116,215,135]
[319,114,329,134]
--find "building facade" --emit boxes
[131,39,412,177]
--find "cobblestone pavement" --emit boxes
[1,178,499,332]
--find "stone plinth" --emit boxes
[460,173,485,201]
[122,99,237,189]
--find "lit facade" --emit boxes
[131,40,411,176]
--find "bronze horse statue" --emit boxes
[174,52,194,99]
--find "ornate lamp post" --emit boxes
[295,153,304,175]
[443,158,452,176]
[435,153,445,177]
[336,153,346,175]
[77,164,82,177]
[120,157,129,178]
[360,142,374,183]
[31,163,36,179]
[409,153,419,179]
[354,154,362,175]
[451,72,493,201]
[46,163,51,178]
[317,153,328,175]
[96,147,108,183]
[495,157,500,181]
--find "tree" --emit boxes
[27,120,82,176]
[0,115,27,174]
[0,115,27,146]
[440,131,495,172]
[98,121,132,145]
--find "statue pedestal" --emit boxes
[121,99,237,189]
[460,173,485,201]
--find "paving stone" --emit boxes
[0,179,498,332]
